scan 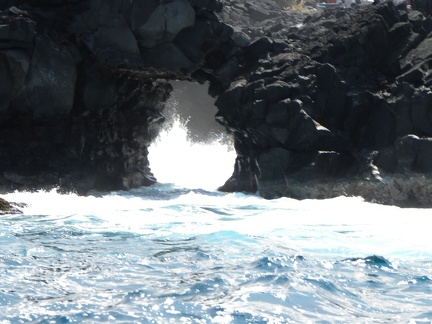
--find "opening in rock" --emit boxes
[148,81,236,189]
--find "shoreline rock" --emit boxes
[0,197,24,215]
[257,173,432,208]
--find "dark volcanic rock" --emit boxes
[217,0,308,40]
[217,1,432,207]
[1,0,432,207]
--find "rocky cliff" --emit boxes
[1,0,432,207]
[217,1,432,207]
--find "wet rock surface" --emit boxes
[1,0,432,207]
[0,197,24,215]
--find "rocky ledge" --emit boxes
[0,197,24,215]
[1,0,432,207]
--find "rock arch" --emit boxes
[2,0,432,207]
[0,0,245,193]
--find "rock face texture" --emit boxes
[217,1,432,207]
[1,0,432,207]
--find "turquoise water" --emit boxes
[1,120,432,323]
[1,186,431,323]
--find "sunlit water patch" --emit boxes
[1,119,432,323]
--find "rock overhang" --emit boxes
[0,0,247,194]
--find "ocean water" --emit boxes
[1,121,432,323]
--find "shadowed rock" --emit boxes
[216,1,432,207]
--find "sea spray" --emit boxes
[148,117,236,190]
[0,121,431,322]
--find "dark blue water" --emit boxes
[1,186,431,323]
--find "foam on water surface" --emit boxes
[1,118,432,323]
